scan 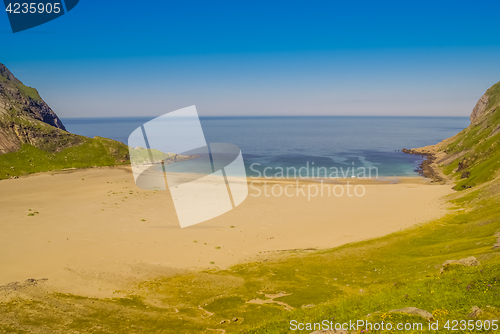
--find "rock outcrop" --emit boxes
[468,306,483,318]
[388,307,434,321]
[470,93,489,124]
[0,63,65,129]
[493,231,500,250]
[440,256,480,273]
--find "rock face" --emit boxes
[470,93,489,124]
[0,62,82,154]
[0,63,65,129]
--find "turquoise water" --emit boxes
[62,116,470,177]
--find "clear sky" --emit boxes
[2,0,500,118]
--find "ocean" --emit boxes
[61,116,470,178]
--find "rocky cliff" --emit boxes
[0,64,65,129]
[0,62,84,154]
[469,93,489,125]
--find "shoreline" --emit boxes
[0,163,431,183]
[248,175,433,185]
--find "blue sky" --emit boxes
[2,0,500,117]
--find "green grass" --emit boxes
[129,146,179,164]
[441,81,500,190]
[0,71,41,101]
[249,264,500,333]
[485,81,500,110]
[0,77,129,175]
[0,137,129,179]
[15,82,41,101]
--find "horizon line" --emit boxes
[60,115,471,119]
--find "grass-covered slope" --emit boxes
[0,62,131,177]
[0,109,130,180]
[0,62,66,138]
[440,81,500,190]
[0,72,41,102]
[0,138,130,179]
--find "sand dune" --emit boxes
[0,167,452,297]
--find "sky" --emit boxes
[1,0,500,118]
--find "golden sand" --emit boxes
[0,167,452,297]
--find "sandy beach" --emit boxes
[0,167,452,297]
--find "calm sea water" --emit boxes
[61,116,470,177]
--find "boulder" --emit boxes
[468,306,483,318]
[388,307,433,320]
[440,256,480,273]
[493,232,500,250]
[301,304,316,309]
[461,171,470,179]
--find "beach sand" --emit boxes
[0,167,452,297]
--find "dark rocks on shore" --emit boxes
[401,148,444,183]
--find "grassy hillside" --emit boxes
[0,73,41,101]
[0,106,130,180]
[0,137,130,180]
[0,116,131,179]
[440,81,500,190]
[0,62,130,173]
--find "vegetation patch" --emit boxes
[0,138,129,180]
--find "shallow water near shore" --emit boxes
[63,116,470,177]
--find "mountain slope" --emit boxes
[0,63,80,154]
[0,63,130,178]
[408,81,500,191]
[0,64,64,129]
[441,81,500,190]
